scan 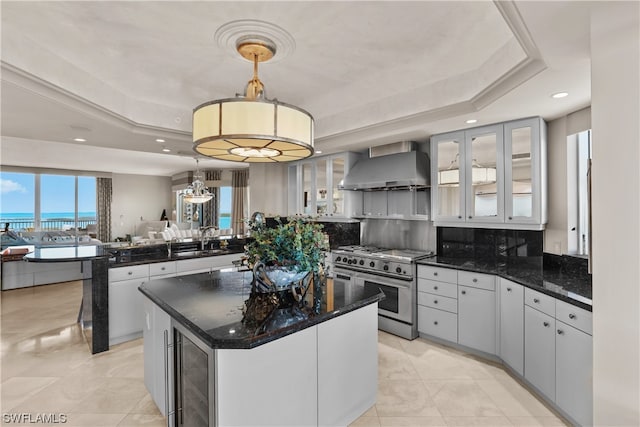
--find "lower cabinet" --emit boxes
[109,278,145,345]
[499,279,524,375]
[556,321,593,427]
[458,285,496,355]
[417,305,458,342]
[524,305,556,401]
[143,298,172,417]
[417,265,592,427]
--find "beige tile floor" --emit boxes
[0,281,568,427]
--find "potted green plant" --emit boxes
[243,216,329,328]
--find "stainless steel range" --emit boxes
[332,245,434,340]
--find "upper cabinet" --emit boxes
[431,117,547,230]
[288,152,362,219]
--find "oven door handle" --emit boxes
[356,272,413,289]
[335,273,352,281]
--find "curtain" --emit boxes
[231,169,249,236]
[96,177,112,242]
[203,170,222,228]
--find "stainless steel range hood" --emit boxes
[339,150,430,191]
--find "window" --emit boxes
[567,130,592,256]
[219,186,232,230]
[0,172,35,231]
[0,171,96,232]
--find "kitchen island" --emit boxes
[139,270,383,427]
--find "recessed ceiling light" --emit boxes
[465,119,478,124]
[73,138,87,142]
[156,138,165,143]
[552,92,569,99]
[162,148,171,153]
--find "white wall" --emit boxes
[544,107,591,254]
[248,163,288,217]
[111,173,172,239]
[591,3,640,425]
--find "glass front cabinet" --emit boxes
[431,117,546,229]
[288,152,362,218]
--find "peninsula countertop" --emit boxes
[23,244,109,262]
[417,256,592,311]
[138,270,384,349]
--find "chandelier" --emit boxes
[183,160,213,204]
[192,35,314,163]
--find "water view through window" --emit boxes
[0,171,96,231]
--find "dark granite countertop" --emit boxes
[108,248,245,267]
[416,256,592,311]
[139,270,384,349]
[23,245,109,262]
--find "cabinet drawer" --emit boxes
[109,264,149,282]
[418,306,457,343]
[149,261,176,278]
[556,300,592,335]
[524,288,556,317]
[457,270,495,291]
[417,265,457,284]
[417,279,457,298]
[418,292,458,314]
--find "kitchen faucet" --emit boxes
[200,225,218,251]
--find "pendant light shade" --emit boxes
[183,160,213,204]
[193,36,314,163]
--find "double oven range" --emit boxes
[332,245,434,340]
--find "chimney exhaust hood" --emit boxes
[339,150,430,191]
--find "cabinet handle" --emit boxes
[161,267,166,271]
[468,216,472,219]
[434,321,438,325]
[433,285,438,290]
[461,290,467,295]
[433,272,438,276]
[472,278,478,283]
[569,313,576,319]
[128,271,133,275]
[533,298,540,303]
[557,329,564,335]
[506,287,512,292]
[508,216,513,220]
[458,216,462,219]
[543,321,550,327]
[434,300,438,304]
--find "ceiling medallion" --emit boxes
[193,29,313,163]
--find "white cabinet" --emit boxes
[111,254,239,346]
[556,320,593,427]
[149,261,176,279]
[143,297,173,417]
[499,279,524,375]
[109,277,146,345]
[431,117,546,229]
[458,283,496,355]
[417,265,458,342]
[504,117,547,226]
[288,152,362,218]
[524,305,556,400]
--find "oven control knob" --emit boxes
[383,265,389,271]
[359,260,364,265]
[351,258,357,264]
[336,256,341,262]
[396,267,402,273]
[369,261,375,267]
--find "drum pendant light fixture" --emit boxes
[192,35,314,163]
